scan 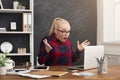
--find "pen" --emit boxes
[101,56,105,61]
[95,57,100,64]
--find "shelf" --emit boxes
[0,31,32,34]
[0,9,32,13]
[0,0,34,65]
[7,53,32,56]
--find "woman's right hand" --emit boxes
[43,39,52,53]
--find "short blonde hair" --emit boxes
[49,17,70,35]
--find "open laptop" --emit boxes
[68,45,104,70]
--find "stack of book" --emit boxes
[0,28,6,32]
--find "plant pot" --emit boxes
[0,66,7,75]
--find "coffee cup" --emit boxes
[13,1,19,9]
[5,59,15,70]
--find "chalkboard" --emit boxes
[34,0,97,65]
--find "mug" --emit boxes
[5,59,15,70]
[13,1,19,9]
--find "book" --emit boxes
[29,70,68,77]
[0,28,6,32]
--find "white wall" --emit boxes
[97,0,120,65]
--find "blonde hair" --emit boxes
[49,17,70,35]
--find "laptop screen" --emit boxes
[68,45,104,70]
[84,45,104,70]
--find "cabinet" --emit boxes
[0,0,34,66]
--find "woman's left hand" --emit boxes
[77,40,90,51]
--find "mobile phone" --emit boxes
[14,68,27,72]
[33,66,49,70]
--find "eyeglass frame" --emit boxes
[56,29,71,34]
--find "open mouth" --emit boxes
[64,38,67,40]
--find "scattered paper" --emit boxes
[17,73,51,79]
[72,71,96,76]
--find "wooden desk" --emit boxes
[0,65,120,80]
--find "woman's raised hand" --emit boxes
[43,39,52,53]
[77,40,90,51]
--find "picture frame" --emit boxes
[18,48,26,54]
[0,0,3,9]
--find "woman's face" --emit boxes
[55,23,71,43]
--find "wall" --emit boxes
[97,0,120,65]
[34,0,97,65]
[97,0,120,55]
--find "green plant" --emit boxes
[0,52,8,67]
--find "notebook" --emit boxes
[68,45,104,70]
[28,70,68,77]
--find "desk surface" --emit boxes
[1,65,120,80]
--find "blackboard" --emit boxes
[34,0,97,65]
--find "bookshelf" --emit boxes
[0,0,34,66]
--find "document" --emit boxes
[72,71,96,76]
[18,73,51,79]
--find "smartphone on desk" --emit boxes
[33,66,49,70]
[14,68,27,72]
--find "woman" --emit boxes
[38,17,90,66]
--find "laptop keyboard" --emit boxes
[68,65,84,70]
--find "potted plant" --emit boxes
[0,52,8,75]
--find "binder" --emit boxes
[23,13,28,32]
[27,13,32,32]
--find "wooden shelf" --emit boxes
[0,31,32,34]
[7,53,32,56]
[0,0,34,65]
[0,9,32,13]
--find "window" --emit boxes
[101,0,120,43]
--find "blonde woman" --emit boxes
[38,17,90,66]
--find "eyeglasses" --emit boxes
[56,29,71,34]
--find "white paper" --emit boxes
[72,71,96,76]
[17,73,51,79]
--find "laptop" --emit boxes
[68,45,104,70]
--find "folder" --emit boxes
[27,13,32,32]
[23,13,28,32]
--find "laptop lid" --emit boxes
[68,45,104,70]
[84,45,104,70]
